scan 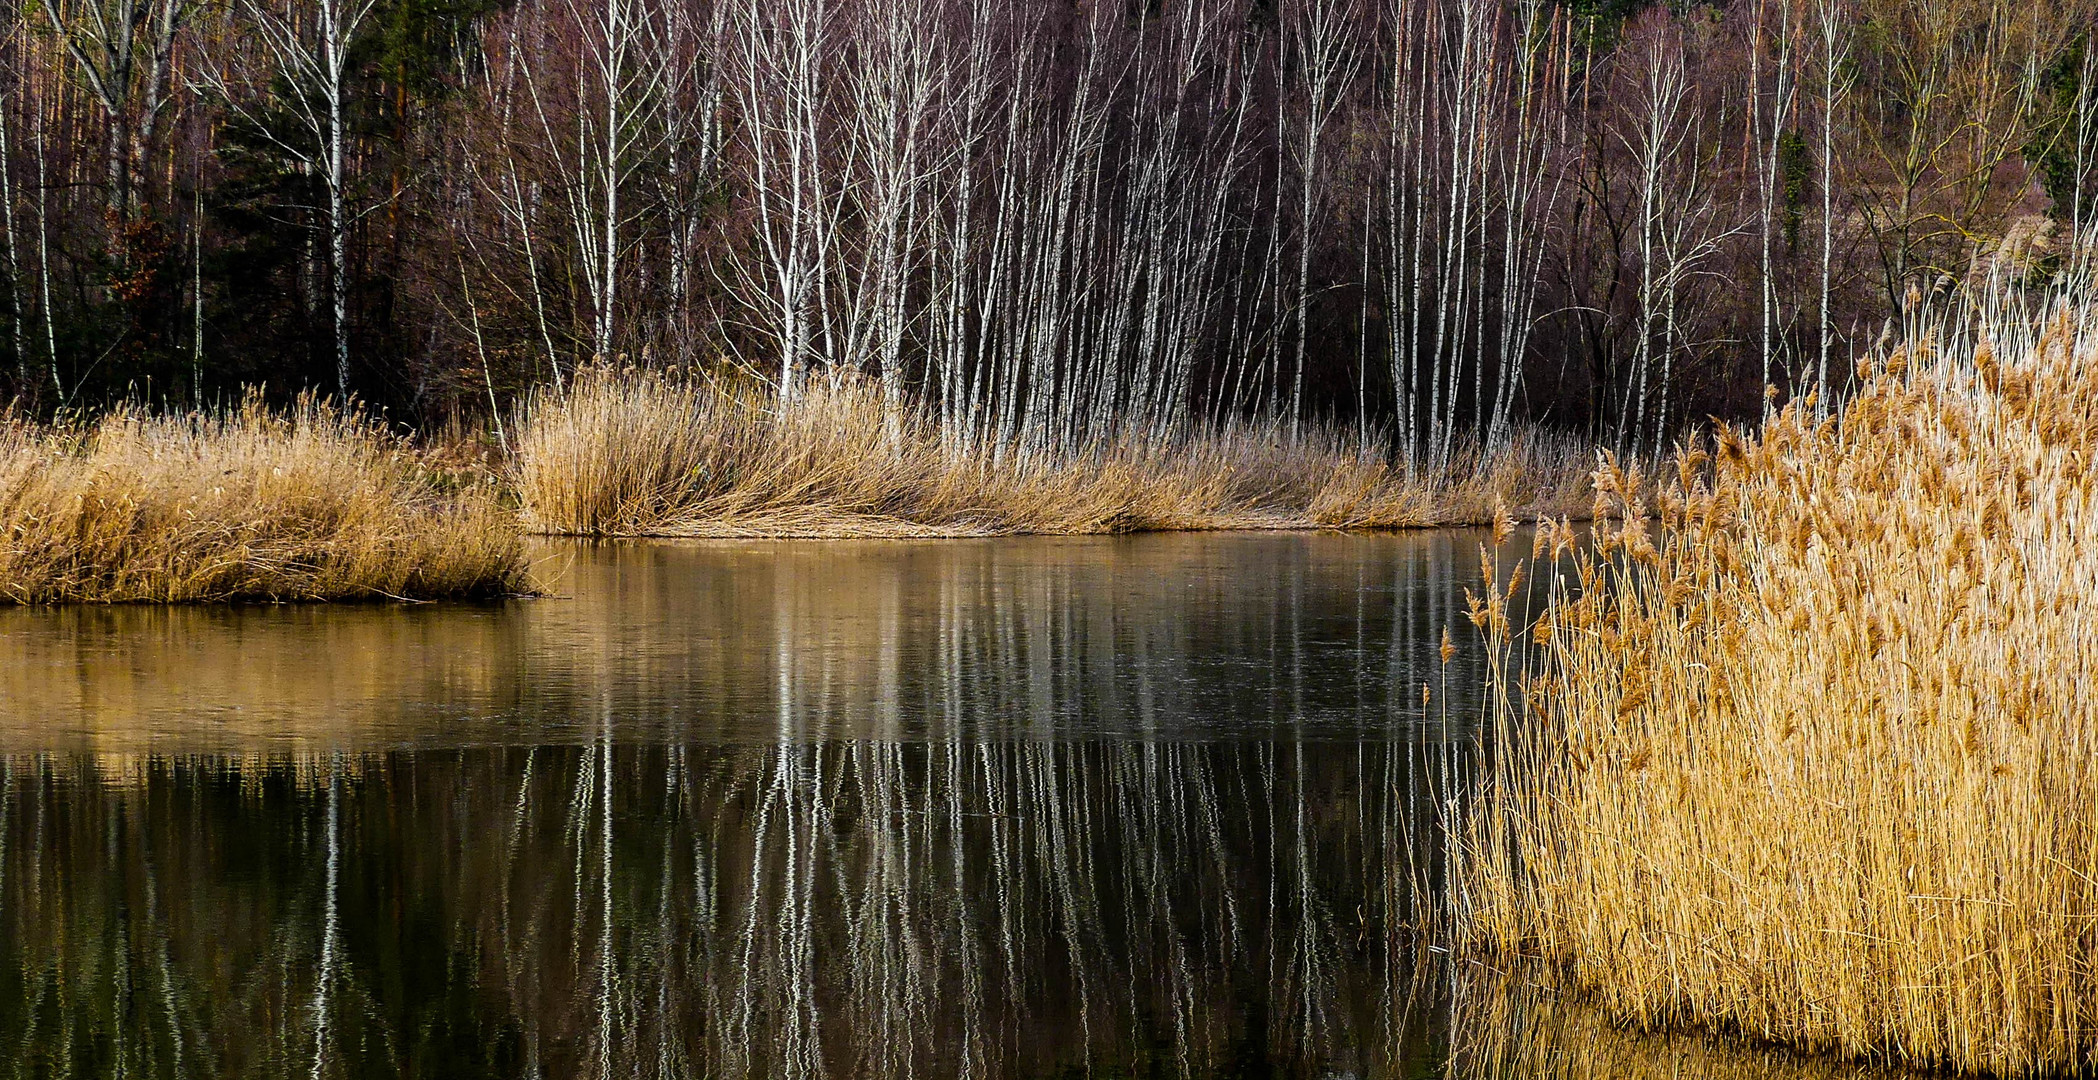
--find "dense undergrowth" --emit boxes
[0,395,526,603]
[511,366,1595,537]
[1453,289,2098,1075]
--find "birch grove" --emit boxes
[2,0,2095,454]
[203,0,377,393]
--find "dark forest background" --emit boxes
[2,0,2094,460]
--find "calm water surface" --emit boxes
[0,533,1891,1079]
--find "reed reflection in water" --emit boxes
[0,741,1444,1078]
[0,746,1920,1080]
[0,532,1913,1078]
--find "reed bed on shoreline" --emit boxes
[512,366,1594,537]
[0,395,526,603]
[0,367,1595,604]
[1453,298,2098,1075]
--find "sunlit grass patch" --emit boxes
[0,394,528,603]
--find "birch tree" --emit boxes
[652,0,724,367]
[1381,0,1434,462]
[557,0,673,365]
[2072,38,2089,243]
[835,0,939,417]
[1485,0,1572,448]
[728,0,833,401]
[1282,0,1361,437]
[1813,0,1850,408]
[1616,18,1692,457]
[2067,34,2098,242]
[1381,0,1551,467]
[210,0,379,395]
[36,0,192,222]
[1747,0,1798,395]
[0,87,27,397]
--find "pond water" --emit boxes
[0,533,1892,1079]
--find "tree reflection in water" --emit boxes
[0,744,1901,1080]
[0,533,1902,1078]
[0,740,1435,1078]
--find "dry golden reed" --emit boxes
[512,365,1593,537]
[1454,300,2098,1075]
[0,394,527,603]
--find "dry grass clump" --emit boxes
[0,394,527,603]
[512,365,1593,537]
[1308,429,1593,529]
[1453,299,2098,1074]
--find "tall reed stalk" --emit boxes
[1453,279,2098,1074]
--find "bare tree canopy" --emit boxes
[0,0,2093,449]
